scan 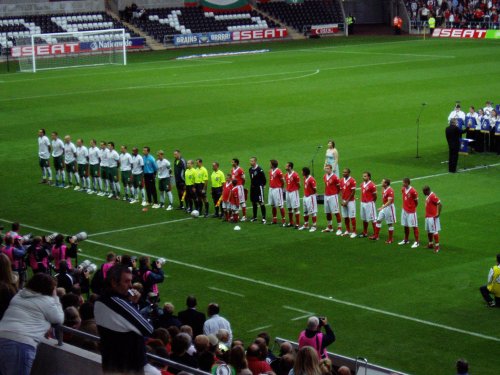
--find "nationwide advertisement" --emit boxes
[79,37,146,51]
[431,28,500,39]
[232,28,288,41]
[310,24,340,36]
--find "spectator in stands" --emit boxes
[246,343,273,375]
[0,253,18,319]
[178,295,206,337]
[255,335,276,364]
[137,256,165,297]
[180,325,196,355]
[0,273,64,375]
[26,236,50,274]
[140,292,163,328]
[76,301,99,352]
[456,358,469,375]
[298,317,335,360]
[203,303,233,346]
[94,263,153,375]
[479,254,500,307]
[146,341,170,374]
[159,302,182,329]
[230,344,253,375]
[150,327,171,353]
[169,332,198,373]
[337,366,351,375]
[270,341,295,374]
[55,260,74,293]
[290,346,322,375]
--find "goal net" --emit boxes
[14,28,127,73]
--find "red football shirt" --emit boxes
[340,177,356,201]
[382,187,394,205]
[222,181,232,202]
[323,173,340,196]
[425,192,440,218]
[230,186,240,205]
[361,181,377,203]
[304,176,316,197]
[231,167,245,186]
[269,168,284,188]
[402,186,418,213]
[285,171,300,192]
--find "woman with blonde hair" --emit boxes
[289,346,322,375]
[324,141,339,177]
[0,253,18,319]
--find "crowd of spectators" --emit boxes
[406,0,500,28]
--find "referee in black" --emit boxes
[445,118,462,173]
[249,157,267,223]
[173,150,186,209]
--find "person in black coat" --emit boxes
[178,295,206,337]
[445,119,462,173]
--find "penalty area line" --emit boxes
[1,218,499,343]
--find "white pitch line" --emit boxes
[81,254,105,262]
[247,325,273,333]
[208,286,245,298]
[283,305,315,315]
[291,314,312,321]
[2,208,500,343]
[88,217,191,237]
[299,48,456,59]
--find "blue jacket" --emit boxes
[143,154,157,174]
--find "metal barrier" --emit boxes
[59,325,210,375]
[274,337,409,375]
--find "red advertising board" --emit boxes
[11,43,80,58]
[432,28,487,39]
[232,28,287,41]
[310,24,340,36]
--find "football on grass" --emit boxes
[191,210,200,218]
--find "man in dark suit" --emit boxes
[178,296,206,337]
[445,119,462,173]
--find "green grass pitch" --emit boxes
[1,36,500,374]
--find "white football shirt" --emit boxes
[76,146,89,165]
[38,136,50,159]
[64,142,76,163]
[88,146,100,165]
[120,152,133,171]
[131,154,144,175]
[51,138,64,157]
[156,159,171,179]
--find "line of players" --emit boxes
[37,130,443,252]
[225,159,442,252]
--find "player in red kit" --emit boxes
[268,159,286,225]
[423,185,442,253]
[231,158,247,221]
[370,178,396,243]
[219,173,233,222]
[285,162,301,228]
[339,168,357,239]
[399,177,420,248]
[359,171,377,238]
[228,179,240,222]
[299,167,317,232]
[322,164,342,234]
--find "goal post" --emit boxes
[14,28,128,73]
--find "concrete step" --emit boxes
[105,9,166,51]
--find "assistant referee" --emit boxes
[211,162,225,218]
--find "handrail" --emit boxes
[59,325,211,375]
[274,337,409,375]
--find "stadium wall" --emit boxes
[342,0,388,24]
[0,0,105,17]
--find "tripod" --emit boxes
[310,146,323,177]
[416,103,427,158]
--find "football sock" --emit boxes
[280,208,286,220]
[272,207,277,222]
[363,221,368,234]
[295,213,300,226]
[388,226,394,241]
[433,234,439,247]
[335,213,342,225]
[428,233,433,243]
[414,227,419,242]
[75,173,80,185]
[404,227,410,241]
[374,223,381,237]
[260,205,266,219]
[312,215,317,225]
[344,217,351,232]
[167,191,173,205]
[160,191,165,204]
[304,215,309,226]
[242,207,246,217]
[252,202,258,218]
[288,212,293,224]
[372,222,377,233]
[351,218,356,232]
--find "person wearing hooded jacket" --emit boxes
[297,316,336,360]
[0,273,64,375]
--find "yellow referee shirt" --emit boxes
[211,170,225,188]
[194,166,208,184]
[185,168,196,186]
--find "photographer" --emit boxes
[26,236,50,274]
[298,316,336,360]
[1,235,27,288]
[137,256,165,297]
[55,261,74,293]
[139,292,163,328]
[51,234,77,272]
